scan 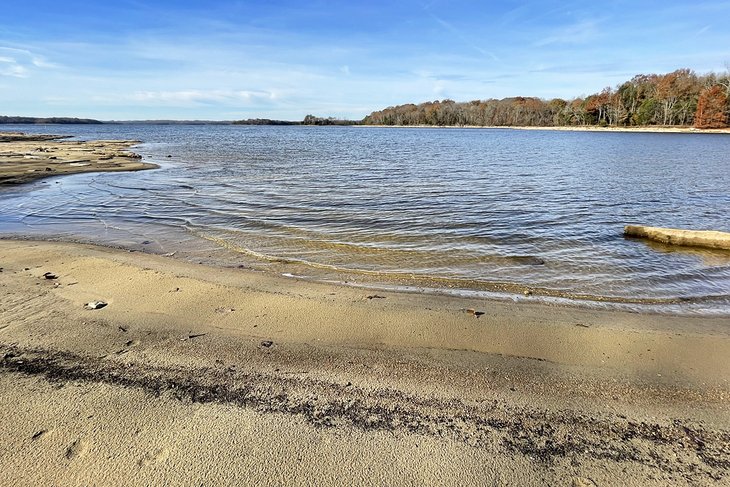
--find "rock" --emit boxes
[43,272,58,280]
[464,308,485,317]
[84,301,107,310]
[260,340,274,348]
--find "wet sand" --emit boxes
[0,240,728,486]
[0,132,157,185]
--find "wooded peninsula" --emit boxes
[362,68,730,129]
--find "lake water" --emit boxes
[1,124,729,315]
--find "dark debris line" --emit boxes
[0,343,728,482]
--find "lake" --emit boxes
[1,124,729,314]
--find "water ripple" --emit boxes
[1,124,729,314]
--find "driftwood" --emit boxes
[624,225,730,250]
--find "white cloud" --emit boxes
[126,89,277,105]
[0,46,57,77]
[0,59,29,77]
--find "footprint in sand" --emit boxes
[65,438,90,460]
[31,428,53,441]
[139,447,170,467]
[116,339,140,355]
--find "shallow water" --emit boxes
[1,124,729,314]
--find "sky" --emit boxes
[1,0,730,120]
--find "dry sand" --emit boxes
[0,239,728,486]
[0,132,157,185]
[358,125,730,134]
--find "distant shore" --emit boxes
[0,239,729,485]
[357,124,730,134]
[0,132,157,185]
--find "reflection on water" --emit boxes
[1,124,729,315]
[630,237,730,267]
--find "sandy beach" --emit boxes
[1,239,728,486]
[0,132,157,185]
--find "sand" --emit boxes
[358,125,730,134]
[0,239,728,486]
[0,132,157,185]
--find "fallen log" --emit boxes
[624,225,730,250]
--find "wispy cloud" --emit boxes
[0,59,28,77]
[534,20,600,47]
[0,46,57,77]
[697,25,711,34]
[425,11,500,62]
[126,89,277,105]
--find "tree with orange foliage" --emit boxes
[655,69,698,125]
[694,85,728,129]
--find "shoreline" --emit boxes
[1,239,729,485]
[0,131,158,185]
[6,233,729,318]
[356,124,730,134]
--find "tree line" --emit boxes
[361,68,730,129]
[0,116,102,124]
[233,115,359,126]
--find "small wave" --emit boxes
[190,228,730,310]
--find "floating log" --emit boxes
[624,225,730,250]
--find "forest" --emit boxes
[361,68,730,129]
[0,116,102,124]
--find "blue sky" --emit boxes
[1,1,729,120]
